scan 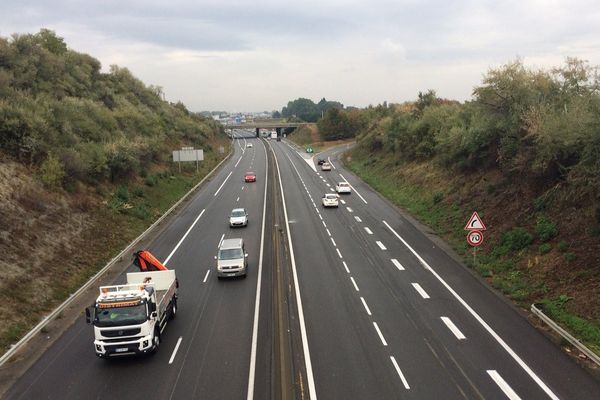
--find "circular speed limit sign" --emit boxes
[467,230,484,246]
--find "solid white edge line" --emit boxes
[350,277,360,292]
[390,356,410,389]
[162,209,205,265]
[373,322,388,346]
[382,220,559,400]
[168,337,183,365]
[412,283,430,299]
[247,139,269,400]
[364,227,373,235]
[487,370,522,400]
[376,241,387,250]
[202,269,210,283]
[391,259,405,271]
[273,143,318,400]
[214,170,233,196]
[360,297,372,316]
[441,317,466,340]
[338,173,368,204]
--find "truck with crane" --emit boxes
[85,250,178,358]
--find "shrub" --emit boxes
[433,192,444,204]
[539,243,551,255]
[558,240,569,252]
[145,174,158,186]
[114,186,130,202]
[564,252,577,262]
[501,227,533,251]
[535,216,558,242]
[39,153,65,188]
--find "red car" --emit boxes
[244,172,256,182]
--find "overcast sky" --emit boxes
[2,0,599,111]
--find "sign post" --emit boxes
[465,212,486,266]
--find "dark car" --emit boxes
[317,158,325,165]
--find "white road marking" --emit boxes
[218,233,225,248]
[364,227,373,235]
[330,188,335,192]
[168,337,183,365]
[235,156,243,168]
[343,261,350,273]
[360,297,372,316]
[376,241,387,250]
[214,171,233,196]
[162,209,206,265]
[340,199,346,205]
[338,173,368,204]
[236,197,240,202]
[328,157,336,170]
[318,214,323,220]
[322,221,326,228]
[346,207,353,213]
[336,248,343,259]
[412,283,430,299]
[391,259,405,271]
[326,229,331,237]
[203,270,210,283]
[246,139,269,400]
[272,145,317,400]
[354,216,362,222]
[441,317,466,340]
[242,186,245,190]
[350,277,359,291]
[331,238,337,247]
[390,356,410,389]
[382,221,558,400]
[373,322,388,346]
[326,183,330,187]
[487,370,522,400]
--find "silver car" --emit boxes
[229,208,248,227]
[215,238,248,278]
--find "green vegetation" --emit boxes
[0,29,225,190]
[280,97,343,122]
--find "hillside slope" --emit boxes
[0,30,229,354]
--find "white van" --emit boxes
[215,238,248,278]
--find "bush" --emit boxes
[535,216,558,242]
[539,243,552,255]
[564,252,577,262]
[558,240,569,252]
[39,153,65,188]
[501,227,533,251]
[432,192,444,204]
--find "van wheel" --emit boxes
[170,300,177,320]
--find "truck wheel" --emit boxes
[152,330,160,354]
[170,299,177,320]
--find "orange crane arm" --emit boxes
[133,250,169,271]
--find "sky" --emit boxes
[1,0,599,112]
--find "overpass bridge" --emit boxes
[223,122,315,137]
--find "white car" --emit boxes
[321,162,331,171]
[247,143,253,148]
[335,182,351,194]
[322,193,339,207]
[229,208,248,227]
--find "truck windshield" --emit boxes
[218,248,244,260]
[95,303,147,327]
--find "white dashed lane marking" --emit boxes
[390,356,410,390]
[441,317,466,340]
[354,216,362,222]
[346,207,353,213]
[364,227,373,235]
[350,277,359,291]
[360,297,372,316]
[391,259,405,271]
[373,322,387,346]
[412,283,430,299]
[376,241,387,250]
[487,370,522,400]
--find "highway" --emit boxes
[4,131,600,399]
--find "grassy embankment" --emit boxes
[345,148,600,355]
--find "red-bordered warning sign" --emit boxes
[464,211,486,231]
[467,230,484,246]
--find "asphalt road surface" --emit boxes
[4,132,600,400]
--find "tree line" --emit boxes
[0,29,224,190]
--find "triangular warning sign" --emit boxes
[465,211,486,230]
